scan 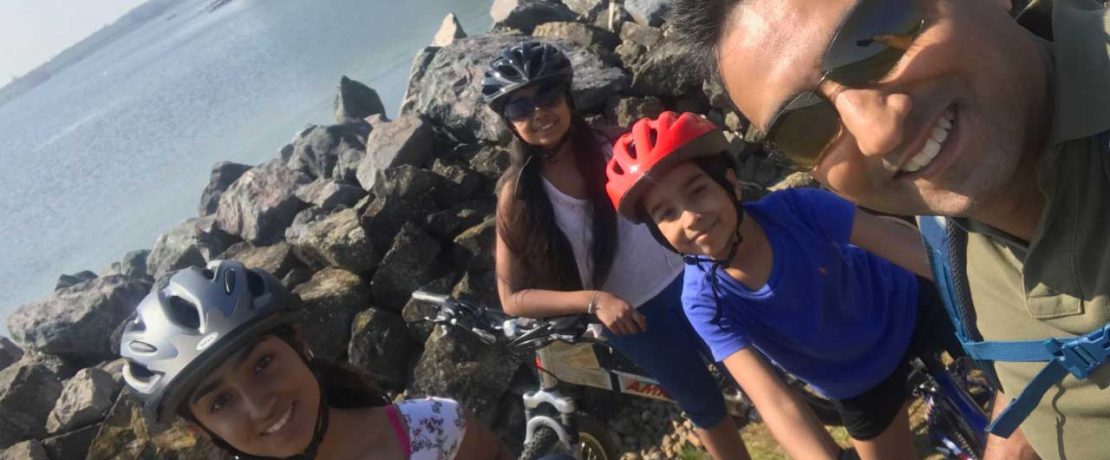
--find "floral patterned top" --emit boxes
[391,397,467,460]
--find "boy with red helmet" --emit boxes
[607,112,957,459]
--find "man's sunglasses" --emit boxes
[502,84,566,122]
[757,0,925,170]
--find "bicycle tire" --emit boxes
[519,426,560,460]
[576,415,621,460]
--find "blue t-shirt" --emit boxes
[682,188,918,400]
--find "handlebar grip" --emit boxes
[411,290,450,305]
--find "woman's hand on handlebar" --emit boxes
[592,291,647,335]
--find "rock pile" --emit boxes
[0,1,800,458]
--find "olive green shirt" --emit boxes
[960,2,1110,459]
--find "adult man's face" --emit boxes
[716,0,1049,217]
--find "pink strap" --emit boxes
[385,405,411,458]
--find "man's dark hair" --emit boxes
[668,0,742,76]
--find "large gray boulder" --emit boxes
[468,146,512,182]
[148,218,206,280]
[288,208,378,273]
[118,249,151,279]
[287,123,370,181]
[215,160,311,244]
[0,440,47,460]
[400,34,627,144]
[612,95,664,127]
[347,307,415,390]
[0,359,64,448]
[42,424,99,460]
[432,13,467,47]
[47,367,121,434]
[625,0,671,26]
[619,21,664,48]
[371,223,442,312]
[430,160,486,208]
[294,178,366,212]
[0,338,22,372]
[334,76,385,124]
[198,162,252,216]
[411,325,522,425]
[359,166,442,251]
[217,241,300,279]
[490,0,577,34]
[292,269,369,361]
[425,200,495,241]
[355,115,434,190]
[55,271,98,292]
[87,388,229,460]
[630,40,705,97]
[8,275,150,365]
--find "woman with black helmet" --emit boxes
[483,41,750,459]
[118,260,510,460]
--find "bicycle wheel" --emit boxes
[519,416,621,460]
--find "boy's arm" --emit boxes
[983,391,1041,460]
[722,349,842,460]
[849,210,933,279]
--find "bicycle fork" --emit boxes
[523,347,581,451]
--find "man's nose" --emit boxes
[242,390,277,422]
[823,80,913,157]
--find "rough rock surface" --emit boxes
[42,424,99,460]
[371,223,442,312]
[195,215,239,262]
[432,13,467,47]
[55,271,97,292]
[490,0,577,34]
[619,22,663,48]
[217,241,300,279]
[148,218,206,280]
[451,217,496,272]
[533,21,619,50]
[117,249,151,279]
[631,41,705,97]
[0,359,64,448]
[401,34,626,144]
[9,275,150,365]
[355,115,434,190]
[347,307,415,390]
[215,160,311,244]
[294,178,366,211]
[612,96,664,127]
[334,76,386,124]
[198,161,252,216]
[564,0,608,22]
[0,440,47,460]
[411,325,522,424]
[398,47,440,116]
[86,388,228,460]
[625,0,670,27]
[289,208,378,273]
[47,368,121,434]
[425,201,495,240]
[288,123,370,181]
[0,338,22,372]
[292,268,369,361]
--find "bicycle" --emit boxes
[411,290,992,460]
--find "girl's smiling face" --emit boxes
[641,162,740,260]
[504,84,573,149]
[186,334,320,457]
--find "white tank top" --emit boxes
[541,177,683,308]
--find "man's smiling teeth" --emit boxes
[901,108,955,173]
[262,404,294,435]
[534,120,556,132]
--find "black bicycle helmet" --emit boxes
[481,41,574,111]
[120,259,299,431]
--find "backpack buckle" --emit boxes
[1047,323,1110,380]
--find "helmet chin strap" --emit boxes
[681,199,745,329]
[202,337,331,460]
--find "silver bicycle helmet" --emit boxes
[120,259,299,430]
[481,41,573,111]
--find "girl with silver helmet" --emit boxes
[482,42,749,459]
[119,259,510,460]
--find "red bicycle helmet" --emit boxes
[606,111,728,222]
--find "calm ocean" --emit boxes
[0,0,492,336]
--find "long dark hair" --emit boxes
[496,112,618,291]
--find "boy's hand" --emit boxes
[593,292,647,335]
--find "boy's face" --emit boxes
[641,162,739,260]
[186,335,320,457]
[715,0,1048,217]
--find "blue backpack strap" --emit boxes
[919,216,1110,438]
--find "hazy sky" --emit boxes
[0,0,149,82]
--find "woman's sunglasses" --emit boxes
[502,84,566,122]
[758,0,925,170]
